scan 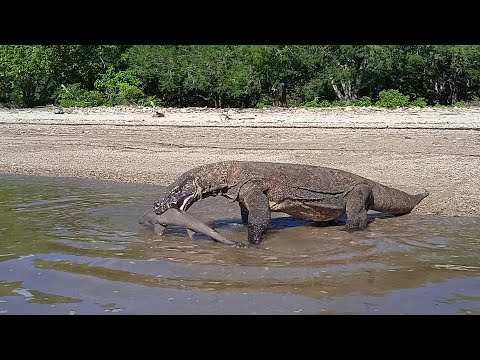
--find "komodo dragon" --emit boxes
[153,161,429,245]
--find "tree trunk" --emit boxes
[449,70,461,104]
[450,84,458,104]
[331,81,345,100]
[22,81,35,107]
[331,79,359,101]
[434,80,446,104]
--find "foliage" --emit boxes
[305,98,332,108]
[3,45,480,109]
[375,89,410,108]
[95,66,142,92]
[331,100,349,107]
[113,83,145,105]
[305,96,371,108]
[350,96,372,107]
[58,83,104,108]
[410,97,427,108]
[0,45,55,107]
[140,96,164,107]
[256,101,272,109]
[94,66,143,105]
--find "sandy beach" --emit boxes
[0,106,479,217]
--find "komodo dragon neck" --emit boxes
[192,161,251,201]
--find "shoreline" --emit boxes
[1,106,479,218]
[2,105,480,129]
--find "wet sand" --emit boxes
[0,106,479,217]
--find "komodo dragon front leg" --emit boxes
[238,184,271,245]
[344,183,374,229]
[239,202,249,226]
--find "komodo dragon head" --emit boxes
[153,162,236,215]
[154,173,202,214]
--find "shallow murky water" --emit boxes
[1,174,480,315]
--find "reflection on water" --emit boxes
[0,174,479,315]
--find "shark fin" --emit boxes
[186,229,196,239]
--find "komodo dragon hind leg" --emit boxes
[239,186,271,245]
[345,183,374,230]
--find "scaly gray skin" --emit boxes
[154,161,429,245]
[139,207,246,247]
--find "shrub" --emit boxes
[95,67,142,92]
[140,96,164,107]
[305,97,319,107]
[94,66,143,105]
[305,98,332,108]
[113,83,145,105]
[375,89,410,108]
[317,100,332,108]
[306,96,372,108]
[410,97,427,108]
[350,96,372,107]
[58,83,105,108]
[256,101,271,109]
[332,100,350,107]
[453,101,466,108]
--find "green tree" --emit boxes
[425,46,480,104]
[0,45,124,107]
[320,45,392,101]
[0,46,55,107]
[4,45,480,109]
[47,45,124,89]
[125,45,188,106]
[94,66,143,104]
[182,45,240,108]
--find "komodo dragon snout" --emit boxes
[154,174,200,214]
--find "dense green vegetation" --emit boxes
[1,45,480,109]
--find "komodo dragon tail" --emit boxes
[370,182,429,215]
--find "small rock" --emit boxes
[153,111,165,117]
